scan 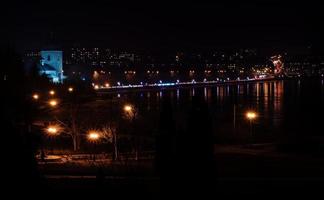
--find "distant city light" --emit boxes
[93,71,99,79]
[68,87,74,92]
[49,90,55,96]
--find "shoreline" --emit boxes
[95,76,285,94]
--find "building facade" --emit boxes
[39,50,64,83]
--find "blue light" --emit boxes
[157,82,175,87]
[39,50,64,83]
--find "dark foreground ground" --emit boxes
[32,145,324,198]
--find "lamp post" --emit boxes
[42,124,62,161]
[88,131,101,161]
[246,111,257,144]
[124,104,138,160]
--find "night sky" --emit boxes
[2,1,323,53]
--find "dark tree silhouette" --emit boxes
[1,47,42,195]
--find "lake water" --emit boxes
[100,78,324,144]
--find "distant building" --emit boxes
[39,50,64,83]
[119,52,135,62]
[271,55,284,74]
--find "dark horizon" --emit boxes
[2,1,323,54]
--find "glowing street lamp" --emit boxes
[32,93,39,100]
[123,104,138,160]
[246,111,257,121]
[49,99,58,107]
[49,90,55,96]
[88,131,100,142]
[47,127,57,135]
[124,105,132,112]
[45,125,61,136]
[246,111,257,143]
[87,131,101,161]
[68,87,74,92]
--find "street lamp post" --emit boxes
[124,104,138,160]
[42,124,62,160]
[246,111,257,144]
[88,131,101,161]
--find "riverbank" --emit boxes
[38,144,324,197]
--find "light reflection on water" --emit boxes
[107,79,323,143]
